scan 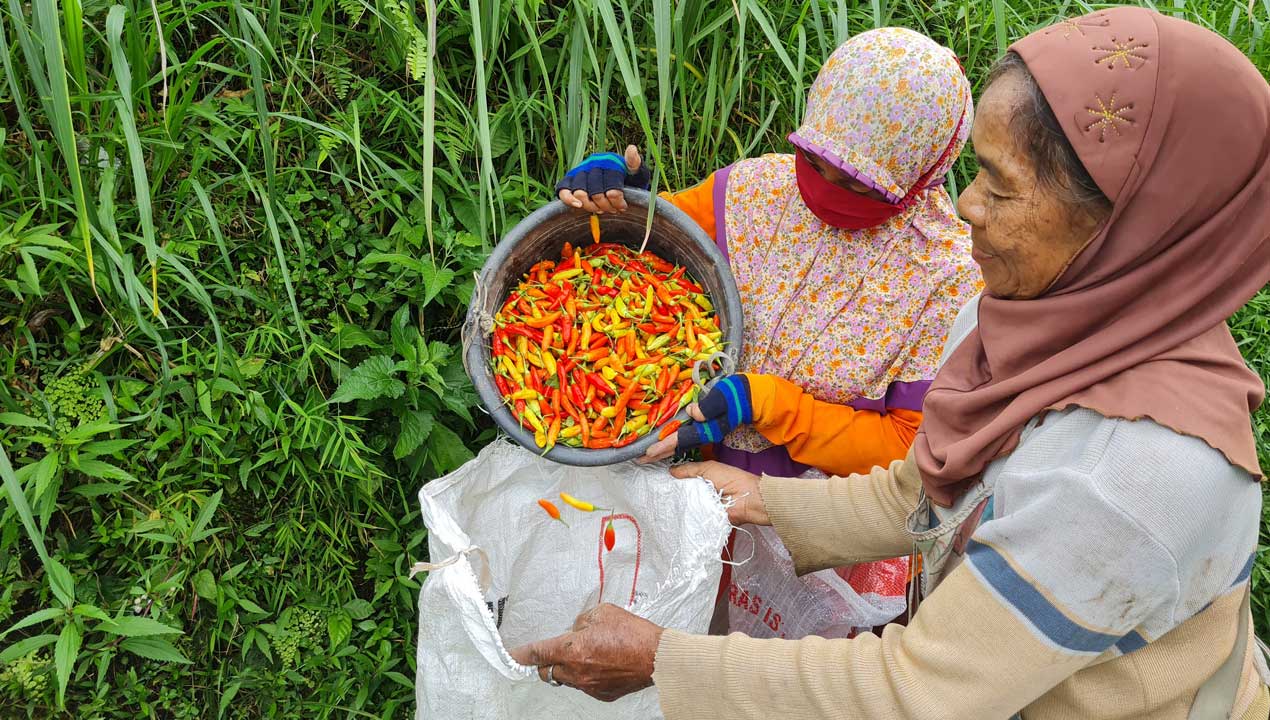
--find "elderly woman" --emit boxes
[557,28,981,637]
[512,7,1270,718]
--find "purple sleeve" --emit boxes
[712,163,734,262]
[845,379,931,414]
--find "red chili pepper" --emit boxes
[604,520,616,551]
[613,433,640,448]
[504,325,545,343]
[587,373,615,397]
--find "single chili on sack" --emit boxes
[538,499,568,527]
[490,242,724,451]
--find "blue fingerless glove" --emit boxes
[677,374,754,451]
[555,152,652,199]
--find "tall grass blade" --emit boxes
[422,0,437,255]
[30,0,95,287]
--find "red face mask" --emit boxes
[794,151,905,230]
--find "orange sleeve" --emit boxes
[658,173,718,241]
[745,373,922,478]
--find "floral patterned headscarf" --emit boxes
[721,27,978,430]
[789,27,971,203]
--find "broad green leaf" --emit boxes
[0,445,49,563]
[99,616,183,637]
[394,409,434,460]
[47,558,74,607]
[418,259,456,307]
[192,569,217,600]
[218,680,242,719]
[74,458,139,483]
[427,423,474,474]
[62,421,126,444]
[55,622,81,706]
[72,604,111,622]
[332,324,381,350]
[0,607,64,640]
[120,636,192,664]
[192,490,223,540]
[0,634,59,663]
[342,598,373,620]
[236,596,269,615]
[70,483,126,498]
[327,610,352,649]
[328,355,405,404]
[238,357,266,378]
[0,412,46,428]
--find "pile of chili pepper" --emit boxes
[491,239,723,451]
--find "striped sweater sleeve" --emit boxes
[656,412,1261,719]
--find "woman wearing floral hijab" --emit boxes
[558,28,980,634]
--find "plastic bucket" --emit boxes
[463,190,743,466]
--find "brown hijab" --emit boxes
[914,6,1270,507]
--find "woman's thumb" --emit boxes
[625,145,642,173]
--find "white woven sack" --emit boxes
[414,440,730,719]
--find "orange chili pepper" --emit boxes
[525,312,561,329]
[658,419,682,440]
[590,214,601,244]
[538,499,568,526]
[546,416,561,449]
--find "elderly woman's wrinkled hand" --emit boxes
[670,460,769,526]
[508,603,663,702]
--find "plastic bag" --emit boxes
[414,440,731,719]
[726,523,909,640]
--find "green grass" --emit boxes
[0,0,1267,715]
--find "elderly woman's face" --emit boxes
[956,73,1104,299]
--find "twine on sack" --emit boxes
[719,521,757,567]
[409,545,493,594]
[461,272,497,409]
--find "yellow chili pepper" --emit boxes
[553,268,584,282]
[590,214,601,244]
[525,408,545,434]
[694,294,714,312]
[559,492,596,512]
[500,355,523,385]
[542,350,557,376]
[510,388,537,401]
[560,425,582,439]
